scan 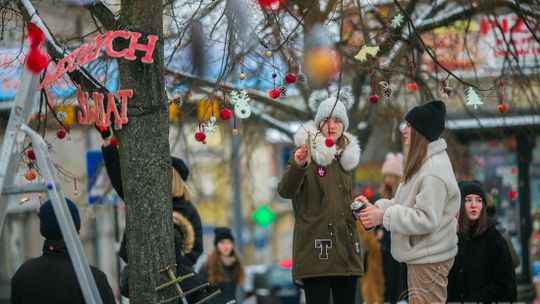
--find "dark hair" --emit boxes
[402,127,428,183]
[458,195,488,239]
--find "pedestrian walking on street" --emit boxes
[278,87,364,304]
[447,180,517,302]
[11,199,116,304]
[359,100,460,304]
[199,227,245,304]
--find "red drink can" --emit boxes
[351,200,374,231]
[351,200,365,220]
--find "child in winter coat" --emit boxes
[359,100,460,304]
[278,87,364,304]
[446,180,517,302]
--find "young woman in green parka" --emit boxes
[278,87,364,304]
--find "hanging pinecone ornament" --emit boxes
[440,80,453,99]
[296,64,307,83]
[441,86,453,98]
[379,81,393,99]
[278,85,287,98]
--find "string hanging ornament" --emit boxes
[406,61,417,92]
[268,70,281,99]
[497,80,508,114]
[369,73,379,104]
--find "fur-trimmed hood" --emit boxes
[293,120,361,171]
[172,211,195,256]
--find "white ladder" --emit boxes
[0,69,103,304]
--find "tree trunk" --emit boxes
[117,1,176,302]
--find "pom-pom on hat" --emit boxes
[39,198,81,240]
[214,227,234,246]
[405,100,446,142]
[171,157,189,181]
[309,87,353,130]
[458,180,488,205]
[381,153,404,177]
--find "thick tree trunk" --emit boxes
[116,1,176,302]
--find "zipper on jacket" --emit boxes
[347,222,361,254]
[328,223,336,246]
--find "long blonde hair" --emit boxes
[172,168,191,201]
[402,127,429,183]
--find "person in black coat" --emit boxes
[11,199,115,304]
[199,227,245,304]
[101,136,206,301]
[447,180,517,303]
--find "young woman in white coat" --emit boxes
[358,100,460,304]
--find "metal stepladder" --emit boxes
[0,69,103,303]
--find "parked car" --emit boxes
[244,264,301,304]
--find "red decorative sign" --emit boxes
[39,31,157,90]
[34,30,158,129]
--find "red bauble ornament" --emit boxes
[27,23,45,48]
[219,109,232,121]
[109,137,118,148]
[325,138,335,147]
[56,129,67,139]
[194,132,206,142]
[511,167,518,175]
[26,49,49,74]
[369,95,379,104]
[269,89,281,99]
[407,82,418,92]
[497,104,508,113]
[285,73,297,84]
[363,187,374,200]
[24,171,37,181]
[27,149,36,160]
[509,190,517,200]
[257,0,286,11]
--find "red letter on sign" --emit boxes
[116,89,133,126]
[104,30,131,58]
[125,32,158,64]
[92,92,109,129]
[105,92,122,129]
[77,87,93,124]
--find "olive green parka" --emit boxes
[278,121,364,285]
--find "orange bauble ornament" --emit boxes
[24,171,37,181]
[305,48,341,84]
[497,104,508,113]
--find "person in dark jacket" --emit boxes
[101,136,206,301]
[447,180,517,303]
[11,199,115,304]
[199,227,245,304]
[277,87,364,304]
[101,138,203,266]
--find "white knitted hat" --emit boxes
[308,87,353,130]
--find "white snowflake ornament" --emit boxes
[391,13,405,28]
